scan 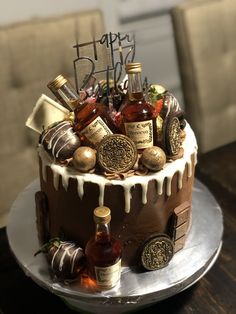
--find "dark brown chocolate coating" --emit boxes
[160,92,184,121]
[47,242,85,279]
[35,191,50,244]
[40,121,81,161]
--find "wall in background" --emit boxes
[0,0,99,25]
[0,0,183,105]
[102,0,183,104]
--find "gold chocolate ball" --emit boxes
[73,147,96,173]
[141,146,166,171]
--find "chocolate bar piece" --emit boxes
[174,235,187,253]
[173,201,191,227]
[35,191,50,244]
[174,221,189,240]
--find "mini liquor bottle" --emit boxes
[47,75,118,146]
[85,206,122,290]
[120,63,154,150]
[47,75,79,111]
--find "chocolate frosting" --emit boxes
[38,156,195,266]
[37,123,197,266]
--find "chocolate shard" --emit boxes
[35,191,50,244]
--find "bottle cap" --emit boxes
[47,75,67,90]
[93,206,111,224]
[125,62,142,74]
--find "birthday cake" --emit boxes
[37,122,197,268]
[26,33,197,285]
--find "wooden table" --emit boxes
[1,142,236,314]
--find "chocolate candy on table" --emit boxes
[40,120,81,161]
[97,134,138,174]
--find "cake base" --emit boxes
[7,179,223,314]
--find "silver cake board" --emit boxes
[7,179,223,314]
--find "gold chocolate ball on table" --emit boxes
[141,146,166,171]
[73,146,97,173]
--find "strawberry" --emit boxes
[148,84,166,117]
[34,238,85,280]
[154,98,164,116]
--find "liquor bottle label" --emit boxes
[80,116,113,145]
[124,120,153,149]
[94,259,121,288]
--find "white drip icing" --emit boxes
[38,123,198,213]
[98,183,105,206]
[156,177,164,195]
[61,174,69,191]
[166,177,172,196]
[178,170,184,190]
[140,182,148,205]
[187,160,192,178]
[123,184,132,213]
[76,177,85,199]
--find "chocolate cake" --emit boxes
[26,33,198,281]
[36,122,197,267]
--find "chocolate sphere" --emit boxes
[73,146,97,172]
[141,146,166,171]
